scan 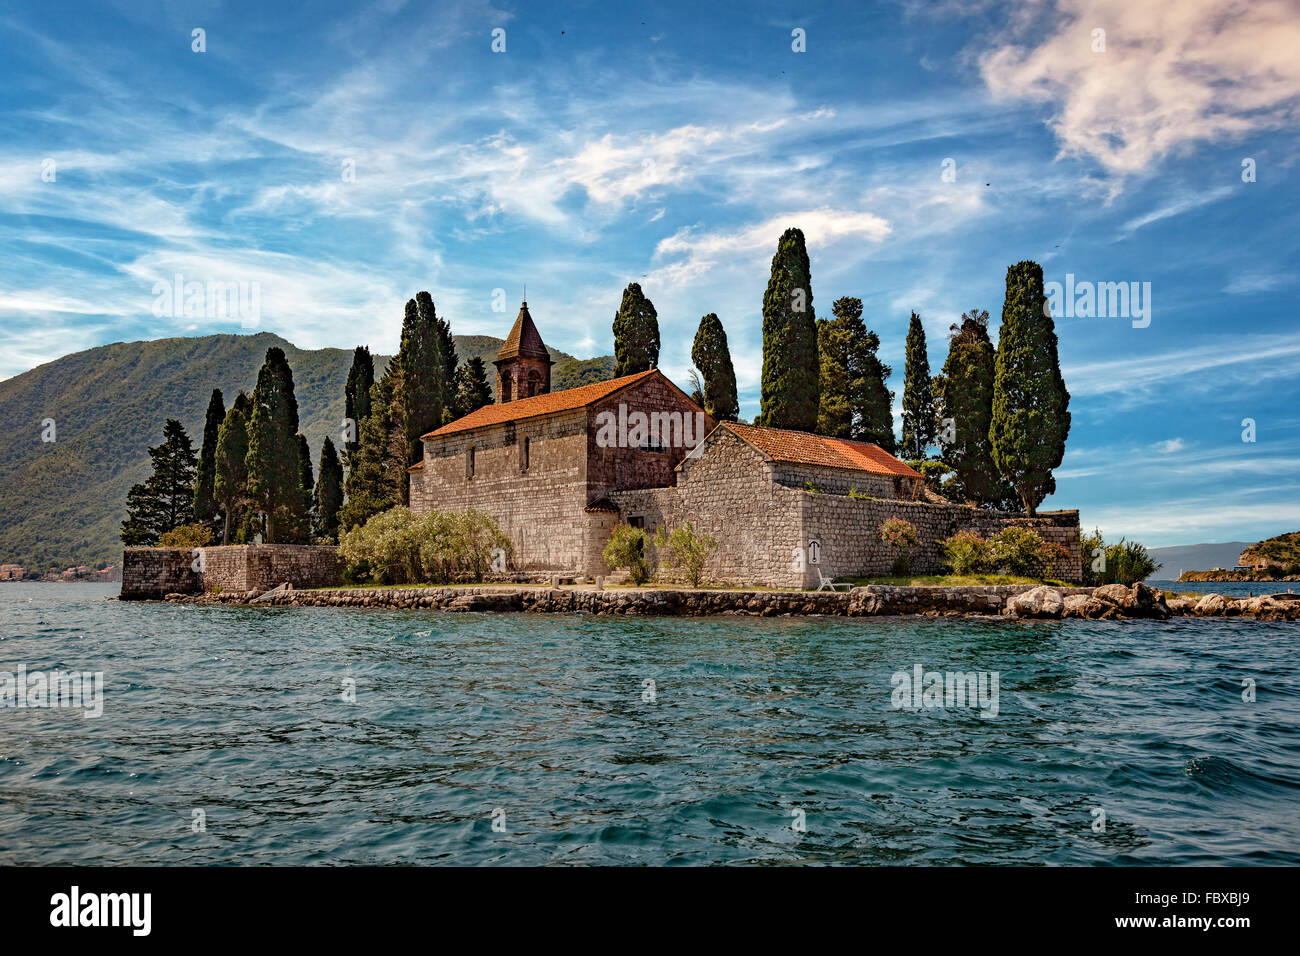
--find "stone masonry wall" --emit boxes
[121,548,199,599]
[412,409,590,571]
[586,376,713,494]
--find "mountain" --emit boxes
[1144,542,1254,578]
[1239,532,1300,570]
[0,332,614,571]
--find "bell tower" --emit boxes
[494,301,553,403]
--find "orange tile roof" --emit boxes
[407,461,424,472]
[423,368,661,438]
[722,422,921,478]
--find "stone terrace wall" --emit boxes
[121,547,199,599]
[801,497,1082,584]
[200,545,341,594]
[122,545,341,599]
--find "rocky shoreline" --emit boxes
[141,581,1300,621]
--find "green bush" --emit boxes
[158,523,215,548]
[653,523,717,587]
[941,530,991,574]
[989,527,1047,576]
[338,506,512,585]
[603,524,652,585]
[1081,528,1161,586]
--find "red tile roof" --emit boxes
[722,422,921,478]
[423,368,661,438]
[407,461,424,472]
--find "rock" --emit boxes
[1166,596,1199,615]
[1004,586,1065,619]
[1194,593,1228,616]
[1093,583,1132,608]
[1063,594,1092,618]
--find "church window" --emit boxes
[521,435,530,472]
[466,445,475,478]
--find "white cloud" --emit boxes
[980,0,1300,174]
[1154,437,1185,454]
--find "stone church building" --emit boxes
[408,303,1083,588]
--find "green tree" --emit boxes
[245,346,304,542]
[314,436,344,541]
[455,356,493,416]
[690,313,739,421]
[120,419,197,545]
[344,346,374,461]
[900,311,936,460]
[341,370,405,529]
[990,261,1071,515]
[757,227,819,431]
[294,433,314,543]
[192,388,225,533]
[937,309,1007,505]
[421,290,459,424]
[612,282,660,376]
[213,404,249,544]
[398,294,444,474]
[820,297,896,451]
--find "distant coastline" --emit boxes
[1178,569,1300,583]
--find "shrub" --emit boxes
[989,527,1047,576]
[1103,538,1160,586]
[158,523,214,548]
[338,506,512,585]
[653,523,717,587]
[880,517,920,576]
[603,524,652,585]
[941,529,991,574]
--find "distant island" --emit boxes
[1177,532,1300,582]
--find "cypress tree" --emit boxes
[340,370,405,529]
[120,419,197,545]
[344,346,374,460]
[295,434,314,543]
[990,260,1071,515]
[213,404,249,544]
[900,311,936,460]
[855,327,896,453]
[816,316,853,438]
[938,309,1006,505]
[455,356,493,416]
[193,388,225,532]
[690,313,739,421]
[245,346,303,542]
[757,227,819,431]
[314,436,344,541]
[398,295,444,474]
[612,282,660,376]
[817,297,896,451]
[419,290,458,423]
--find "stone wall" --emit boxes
[121,547,199,599]
[586,376,712,494]
[772,462,910,500]
[121,545,341,599]
[412,408,590,570]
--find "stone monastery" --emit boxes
[407,303,1082,588]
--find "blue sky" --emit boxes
[2,0,1298,548]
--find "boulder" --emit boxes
[1004,586,1065,619]
[1062,593,1092,618]
[1093,583,1133,609]
[1166,596,1199,615]
[1194,593,1229,616]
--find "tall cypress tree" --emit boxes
[817,297,896,451]
[213,404,249,544]
[855,329,896,453]
[295,434,314,543]
[900,311,936,460]
[344,346,374,461]
[314,436,344,541]
[757,227,819,431]
[816,316,853,438]
[691,313,739,421]
[193,388,225,532]
[938,309,1006,505]
[245,347,303,542]
[612,282,660,376]
[990,261,1071,515]
[419,290,459,424]
[455,356,493,416]
[120,419,198,545]
[341,369,405,529]
[398,295,444,475]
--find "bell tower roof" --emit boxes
[496,301,552,364]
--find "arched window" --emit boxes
[501,377,513,403]
[526,369,542,397]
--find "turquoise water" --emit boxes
[1148,578,1299,598]
[1,582,1297,865]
